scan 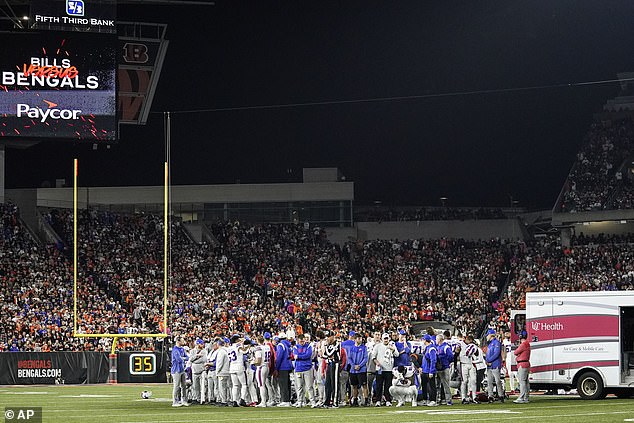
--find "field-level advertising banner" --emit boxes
[31,0,116,34]
[0,352,109,385]
[0,31,117,141]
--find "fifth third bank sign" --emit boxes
[31,0,116,34]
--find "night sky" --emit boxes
[6,0,634,210]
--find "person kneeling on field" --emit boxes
[389,366,418,407]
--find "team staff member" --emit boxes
[371,333,398,406]
[436,334,454,405]
[348,333,369,407]
[340,331,356,405]
[485,329,504,403]
[171,336,190,407]
[513,331,531,404]
[394,329,412,367]
[275,332,293,407]
[293,334,317,407]
[189,338,207,404]
[421,334,438,406]
[215,339,231,407]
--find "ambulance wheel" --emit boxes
[577,371,604,400]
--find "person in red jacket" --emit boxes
[513,331,531,404]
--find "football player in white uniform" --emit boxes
[245,338,259,406]
[204,339,220,404]
[228,334,249,406]
[314,331,328,406]
[459,335,479,404]
[365,331,382,404]
[389,365,418,407]
[503,331,518,393]
[253,335,272,407]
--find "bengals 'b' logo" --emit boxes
[122,43,149,64]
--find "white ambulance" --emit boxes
[510,291,634,399]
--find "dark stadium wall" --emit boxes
[326,219,526,242]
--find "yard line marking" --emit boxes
[394,409,521,415]
[60,394,122,398]
[4,391,50,395]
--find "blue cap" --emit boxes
[349,331,356,337]
[486,329,496,336]
[263,332,272,339]
[423,334,433,342]
[519,330,527,339]
[195,338,205,345]
[222,337,230,344]
[398,329,406,335]
[273,336,280,342]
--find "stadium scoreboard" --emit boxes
[0,0,118,142]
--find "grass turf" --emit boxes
[1,384,633,423]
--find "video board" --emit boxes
[0,31,117,141]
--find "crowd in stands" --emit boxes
[2,204,513,352]
[351,238,509,337]
[613,180,634,210]
[560,118,634,212]
[491,235,634,332]
[0,203,79,352]
[355,207,508,222]
[3,201,634,353]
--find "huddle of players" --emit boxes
[171,327,519,408]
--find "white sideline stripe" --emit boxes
[42,400,634,413]
[53,405,631,422]
[111,411,634,423]
[46,400,632,416]
[404,410,633,423]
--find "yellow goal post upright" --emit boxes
[72,159,169,380]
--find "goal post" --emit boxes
[72,158,170,341]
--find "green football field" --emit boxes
[1,384,633,423]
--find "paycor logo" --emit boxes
[17,101,82,123]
